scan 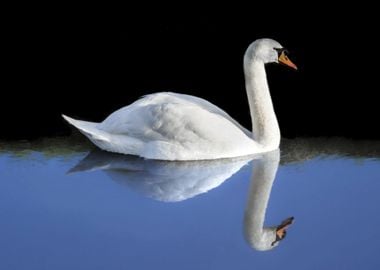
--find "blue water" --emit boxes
[0,138,379,270]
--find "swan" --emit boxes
[62,38,297,160]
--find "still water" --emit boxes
[1,137,379,270]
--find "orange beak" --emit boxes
[279,51,298,70]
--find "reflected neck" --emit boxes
[244,59,280,150]
[244,150,280,250]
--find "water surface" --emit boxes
[1,137,379,270]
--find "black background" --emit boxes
[2,5,379,140]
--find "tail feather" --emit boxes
[62,114,109,142]
[62,114,143,156]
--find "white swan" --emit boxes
[63,38,297,160]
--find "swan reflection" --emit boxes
[244,149,294,251]
[69,150,254,202]
[70,149,293,250]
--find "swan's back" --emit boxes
[100,92,251,137]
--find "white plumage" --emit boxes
[63,92,260,160]
[63,38,297,160]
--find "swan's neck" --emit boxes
[244,59,280,150]
[244,150,280,251]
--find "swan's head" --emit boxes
[245,38,297,70]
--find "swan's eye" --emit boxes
[274,47,283,53]
[274,48,288,56]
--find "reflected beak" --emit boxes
[276,216,294,239]
[271,216,295,246]
[279,51,298,70]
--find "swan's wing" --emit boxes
[97,92,257,160]
[100,92,252,137]
[165,93,252,137]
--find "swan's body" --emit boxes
[63,38,296,160]
[63,93,260,160]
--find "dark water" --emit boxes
[1,138,380,270]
